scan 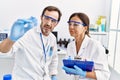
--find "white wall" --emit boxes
[0,0,108,40]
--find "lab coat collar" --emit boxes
[81,35,90,49]
[77,35,90,56]
[36,25,51,40]
[36,26,42,33]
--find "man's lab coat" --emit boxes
[1,26,58,80]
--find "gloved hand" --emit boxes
[24,16,38,32]
[9,16,37,41]
[62,65,86,77]
[51,75,57,80]
[28,16,38,26]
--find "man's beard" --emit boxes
[41,23,52,36]
[42,28,51,36]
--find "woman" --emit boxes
[62,12,110,80]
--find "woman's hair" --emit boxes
[41,6,62,22]
[68,12,90,37]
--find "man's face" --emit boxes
[40,10,59,36]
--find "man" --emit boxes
[0,6,62,80]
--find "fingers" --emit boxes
[74,65,80,70]
[12,20,24,26]
[62,66,68,70]
[16,16,37,26]
[28,16,37,26]
[17,19,32,24]
[74,65,82,71]
[74,65,86,77]
[62,66,71,72]
[62,66,75,73]
[29,16,37,22]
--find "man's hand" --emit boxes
[9,16,37,41]
[24,16,37,32]
[62,65,86,77]
[51,75,57,80]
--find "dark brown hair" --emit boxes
[68,12,90,37]
[41,6,62,22]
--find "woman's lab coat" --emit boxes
[5,26,58,80]
[66,35,110,80]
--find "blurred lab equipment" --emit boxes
[3,74,12,80]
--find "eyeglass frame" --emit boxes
[67,20,86,27]
[43,15,58,25]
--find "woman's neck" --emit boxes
[75,34,85,54]
[75,34,85,44]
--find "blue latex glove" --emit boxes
[24,16,37,32]
[51,75,57,80]
[9,16,37,41]
[28,16,37,26]
[62,65,86,77]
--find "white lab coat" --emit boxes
[66,35,110,80]
[1,26,58,80]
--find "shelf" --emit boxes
[90,32,108,35]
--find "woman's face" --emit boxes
[68,16,87,38]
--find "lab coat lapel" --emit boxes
[78,36,89,56]
[36,26,43,50]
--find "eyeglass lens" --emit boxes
[67,20,85,27]
[43,15,58,24]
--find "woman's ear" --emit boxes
[84,26,88,32]
[55,22,58,26]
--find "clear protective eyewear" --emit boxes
[67,20,86,27]
[43,15,58,24]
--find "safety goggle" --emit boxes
[67,20,86,27]
[43,15,58,24]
